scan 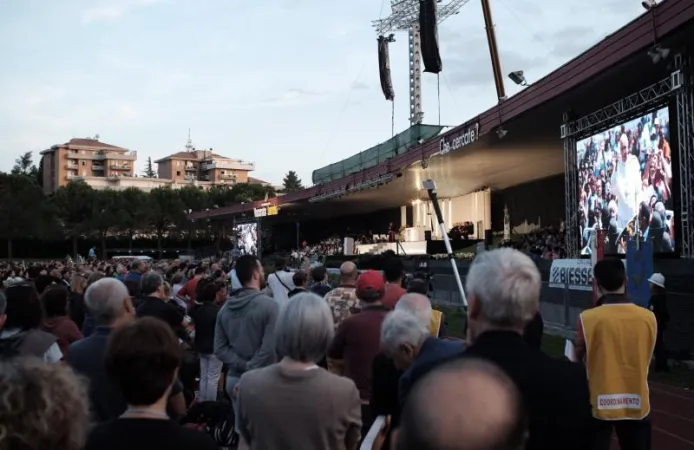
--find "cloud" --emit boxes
[258,88,328,108]
[80,0,164,24]
[541,26,601,60]
[351,81,369,90]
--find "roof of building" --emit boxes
[154,150,226,163]
[248,177,269,185]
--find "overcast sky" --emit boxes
[0,0,645,185]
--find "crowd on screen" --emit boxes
[0,247,666,450]
[577,109,675,254]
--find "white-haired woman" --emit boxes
[236,292,362,450]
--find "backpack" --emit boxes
[182,401,238,448]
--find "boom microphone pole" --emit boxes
[422,179,468,309]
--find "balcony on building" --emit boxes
[96,150,137,160]
[201,159,255,172]
[65,162,79,170]
[219,173,237,181]
[184,163,197,172]
[110,163,131,171]
[92,163,105,171]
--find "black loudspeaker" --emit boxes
[377,36,395,101]
[425,230,432,241]
[419,0,442,73]
[484,229,493,249]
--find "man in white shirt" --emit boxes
[266,257,295,310]
[610,133,642,230]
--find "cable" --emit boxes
[437,73,441,126]
[391,100,396,137]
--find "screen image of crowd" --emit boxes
[234,223,258,256]
[577,106,675,254]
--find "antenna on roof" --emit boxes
[185,128,194,152]
[94,134,100,141]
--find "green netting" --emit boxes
[312,124,444,185]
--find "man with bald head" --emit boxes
[323,261,360,327]
[395,358,527,450]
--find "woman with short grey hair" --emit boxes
[236,292,362,450]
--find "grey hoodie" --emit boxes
[213,288,279,377]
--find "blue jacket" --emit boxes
[399,337,465,403]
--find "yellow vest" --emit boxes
[429,310,443,336]
[580,303,656,420]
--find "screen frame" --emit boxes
[573,99,680,258]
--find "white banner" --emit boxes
[549,258,626,291]
[548,259,594,291]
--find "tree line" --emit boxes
[0,173,278,260]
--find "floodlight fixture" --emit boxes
[508,70,527,86]
[496,127,508,139]
[642,0,657,11]
[647,45,670,64]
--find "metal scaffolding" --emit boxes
[675,54,694,258]
[373,0,470,126]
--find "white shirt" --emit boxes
[227,268,242,290]
[611,154,642,229]
[267,270,295,309]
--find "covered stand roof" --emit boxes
[191,0,694,221]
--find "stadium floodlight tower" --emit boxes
[373,0,470,126]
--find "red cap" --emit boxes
[356,270,385,301]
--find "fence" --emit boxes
[425,272,694,358]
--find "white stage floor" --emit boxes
[355,241,427,255]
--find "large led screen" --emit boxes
[234,222,258,256]
[577,106,675,254]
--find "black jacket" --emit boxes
[190,302,220,355]
[523,312,544,349]
[463,331,592,450]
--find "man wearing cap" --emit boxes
[648,273,670,372]
[328,269,390,441]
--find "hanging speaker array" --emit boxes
[378,36,395,101]
[419,0,442,74]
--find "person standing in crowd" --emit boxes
[288,271,308,298]
[328,270,390,440]
[523,311,544,350]
[136,272,185,332]
[85,317,217,450]
[324,261,360,327]
[611,132,642,229]
[40,284,83,358]
[67,278,137,422]
[266,257,295,309]
[124,260,146,284]
[81,271,106,337]
[383,294,465,402]
[227,260,242,291]
[309,265,333,297]
[0,283,61,362]
[176,267,206,308]
[236,293,362,450]
[576,258,656,450]
[0,358,90,450]
[214,255,279,417]
[463,248,592,450]
[382,257,407,309]
[191,280,226,402]
[394,358,527,450]
[68,274,87,330]
[648,272,669,372]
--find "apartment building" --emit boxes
[40,138,137,195]
[155,149,255,184]
[41,137,258,194]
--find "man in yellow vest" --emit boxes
[576,258,656,450]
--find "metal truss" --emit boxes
[563,131,580,257]
[675,54,694,258]
[561,74,682,139]
[373,0,470,126]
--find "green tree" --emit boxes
[36,155,44,187]
[118,187,149,253]
[143,157,157,178]
[282,171,303,192]
[12,151,38,177]
[52,181,96,259]
[0,173,46,260]
[177,186,209,250]
[90,189,123,258]
[148,187,184,258]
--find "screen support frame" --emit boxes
[675,54,694,258]
[560,73,682,258]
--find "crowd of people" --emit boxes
[0,248,662,450]
[500,226,568,261]
[578,109,675,254]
